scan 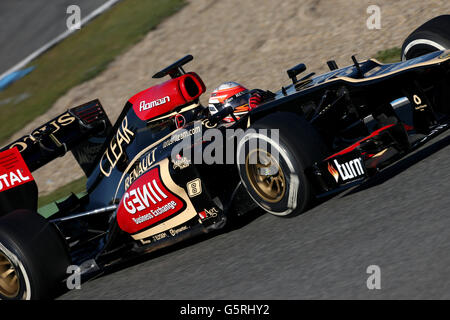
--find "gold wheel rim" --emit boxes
[0,251,20,298]
[245,149,286,203]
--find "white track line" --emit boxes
[0,0,122,81]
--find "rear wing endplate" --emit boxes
[0,99,112,175]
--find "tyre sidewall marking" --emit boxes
[0,243,31,300]
[236,132,300,216]
[402,39,447,60]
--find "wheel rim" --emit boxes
[245,149,286,203]
[0,251,20,298]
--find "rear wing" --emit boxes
[0,99,112,175]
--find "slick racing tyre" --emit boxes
[402,15,450,60]
[0,210,71,300]
[237,112,328,217]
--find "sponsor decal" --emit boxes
[0,170,31,191]
[202,118,218,129]
[208,105,218,114]
[152,232,168,241]
[140,224,189,245]
[0,148,34,192]
[364,66,382,77]
[169,225,189,237]
[412,94,428,112]
[139,96,171,112]
[186,178,202,198]
[174,114,186,129]
[73,143,104,166]
[162,126,201,148]
[172,154,190,170]
[8,112,76,152]
[327,162,339,183]
[328,157,364,182]
[117,166,185,234]
[130,201,177,225]
[99,117,134,177]
[371,148,388,158]
[124,149,157,190]
[140,238,151,245]
[419,124,448,143]
[198,207,219,222]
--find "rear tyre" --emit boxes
[401,15,450,60]
[236,112,328,217]
[0,210,71,300]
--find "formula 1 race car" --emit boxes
[0,15,449,299]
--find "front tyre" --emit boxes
[401,15,450,60]
[237,112,327,217]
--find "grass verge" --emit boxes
[38,176,87,208]
[0,0,186,145]
[374,47,402,63]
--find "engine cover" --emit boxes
[129,72,206,121]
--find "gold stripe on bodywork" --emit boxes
[147,103,200,123]
[330,51,450,84]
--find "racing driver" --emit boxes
[207,82,274,123]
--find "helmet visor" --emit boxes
[223,91,251,114]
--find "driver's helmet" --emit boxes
[208,82,251,123]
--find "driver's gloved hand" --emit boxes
[249,92,263,110]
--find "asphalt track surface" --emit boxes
[0,0,109,75]
[60,130,450,300]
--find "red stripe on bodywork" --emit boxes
[325,124,395,160]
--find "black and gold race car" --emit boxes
[0,15,449,299]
